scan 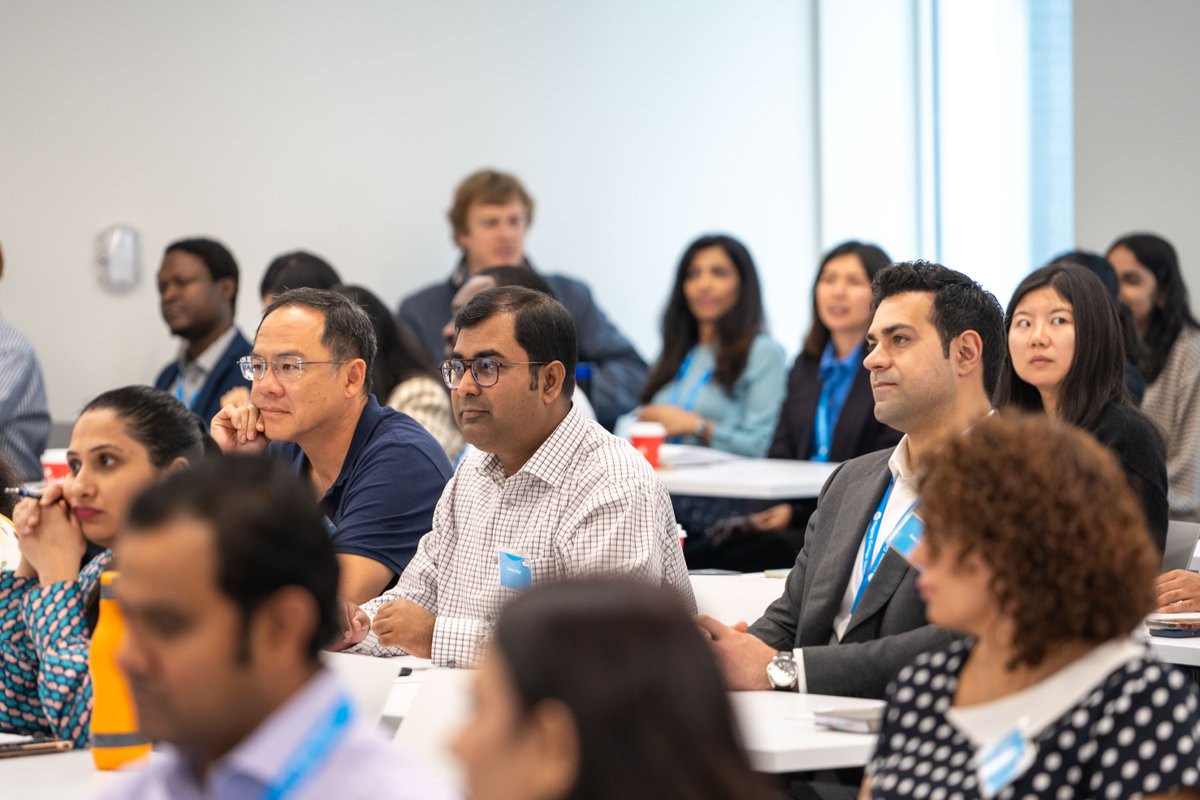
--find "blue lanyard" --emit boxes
[812,382,836,462]
[668,348,714,412]
[174,378,203,411]
[260,693,354,800]
[850,478,917,615]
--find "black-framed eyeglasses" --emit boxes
[238,355,347,383]
[440,357,549,389]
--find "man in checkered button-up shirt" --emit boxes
[337,287,694,667]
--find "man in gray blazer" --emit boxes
[699,261,1004,699]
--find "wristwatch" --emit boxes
[766,650,799,691]
[693,416,709,441]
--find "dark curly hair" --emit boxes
[917,412,1158,670]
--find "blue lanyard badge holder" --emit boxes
[976,723,1037,798]
[261,693,354,800]
[850,480,924,615]
[498,549,532,591]
[175,380,202,412]
[667,349,714,442]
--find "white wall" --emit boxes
[0,1,817,421]
[816,0,921,261]
[1074,0,1200,291]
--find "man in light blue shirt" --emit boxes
[106,456,454,800]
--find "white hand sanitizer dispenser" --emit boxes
[95,224,141,292]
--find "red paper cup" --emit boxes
[629,422,667,468]
[41,449,70,484]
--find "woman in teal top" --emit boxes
[633,234,786,457]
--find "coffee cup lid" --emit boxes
[628,421,667,438]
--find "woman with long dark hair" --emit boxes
[1,386,206,745]
[1108,232,1200,522]
[632,234,785,457]
[995,263,1167,548]
[334,284,463,462]
[452,579,770,800]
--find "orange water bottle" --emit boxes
[89,570,151,769]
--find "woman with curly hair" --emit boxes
[995,262,1168,549]
[860,414,1200,800]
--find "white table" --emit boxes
[1144,629,1200,667]
[385,666,878,776]
[691,572,787,623]
[731,692,881,772]
[0,748,124,795]
[0,666,881,792]
[658,458,838,500]
[0,656,436,795]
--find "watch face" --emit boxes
[767,656,798,688]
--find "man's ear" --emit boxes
[952,330,984,378]
[217,276,236,304]
[249,586,319,665]
[344,359,368,397]
[164,456,191,475]
[539,362,566,405]
[524,699,580,798]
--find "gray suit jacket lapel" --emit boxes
[804,461,893,641]
[844,534,913,638]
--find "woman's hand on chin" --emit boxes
[637,405,701,439]
[14,487,88,586]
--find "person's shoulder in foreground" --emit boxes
[103,456,455,800]
[870,639,1200,799]
[106,669,458,800]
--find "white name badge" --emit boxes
[888,507,924,567]
[498,549,532,591]
[977,725,1036,799]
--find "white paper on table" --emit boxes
[1146,611,1200,622]
[320,651,402,723]
[394,669,473,789]
[658,443,744,468]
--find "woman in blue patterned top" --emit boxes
[1,386,206,746]
[632,234,786,457]
[863,413,1199,800]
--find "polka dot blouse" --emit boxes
[866,639,1200,799]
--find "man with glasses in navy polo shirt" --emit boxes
[212,288,452,604]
